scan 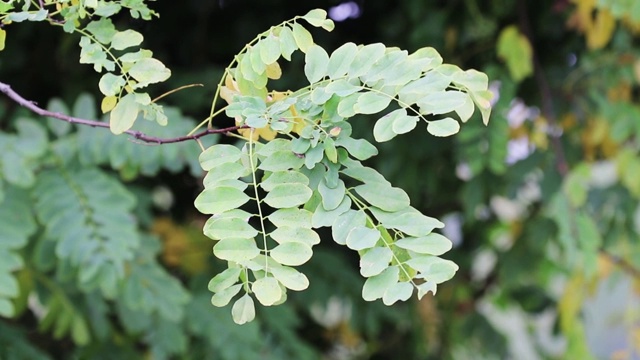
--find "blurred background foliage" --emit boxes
[1,0,640,359]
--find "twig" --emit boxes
[0,81,244,144]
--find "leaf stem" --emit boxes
[346,190,418,289]
[248,133,269,274]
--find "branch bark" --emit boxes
[0,81,242,144]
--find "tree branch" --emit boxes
[0,81,243,144]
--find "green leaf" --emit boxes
[327,42,358,79]
[109,93,139,134]
[128,58,171,87]
[409,256,458,284]
[312,196,352,228]
[398,71,451,104]
[263,183,312,208]
[194,186,250,214]
[304,45,329,83]
[321,19,335,31]
[260,34,281,65]
[248,45,267,78]
[373,109,405,142]
[232,294,255,325]
[362,266,398,301]
[370,207,443,236]
[304,145,324,169]
[239,53,257,82]
[394,233,452,255]
[270,227,320,246]
[213,238,260,263]
[86,18,117,44]
[270,242,313,266]
[203,162,249,188]
[0,298,14,317]
[205,218,258,240]
[335,137,378,160]
[257,138,291,157]
[331,210,366,245]
[417,281,437,299]
[354,183,410,212]
[270,265,309,291]
[336,92,361,118]
[317,178,346,211]
[361,50,408,84]
[268,208,313,228]
[326,79,360,97]
[323,137,338,163]
[208,267,242,293]
[346,226,380,251]
[111,29,143,50]
[211,284,243,307]
[302,9,327,27]
[252,277,283,306]
[452,69,489,92]
[418,90,468,115]
[98,73,125,97]
[200,144,243,171]
[0,28,6,52]
[427,118,460,137]
[454,93,475,122]
[341,165,391,186]
[311,87,332,105]
[258,150,304,172]
[360,247,393,277]
[349,43,386,79]
[392,113,418,135]
[278,26,298,61]
[0,273,18,297]
[261,170,309,192]
[292,22,313,53]
[354,92,391,115]
[79,36,115,72]
[380,59,423,86]
[470,90,493,125]
[407,47,443,72]
[382,282,413,305]
[497,25,533,82]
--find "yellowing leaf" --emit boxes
[587,9,615,49]
[101,95,117,113]
[266,62,282,80]
[497,25,533,82]
[236,118,277,141]
[0,28,6,51]
[568,0,616,49]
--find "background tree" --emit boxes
[1,0,639,359]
